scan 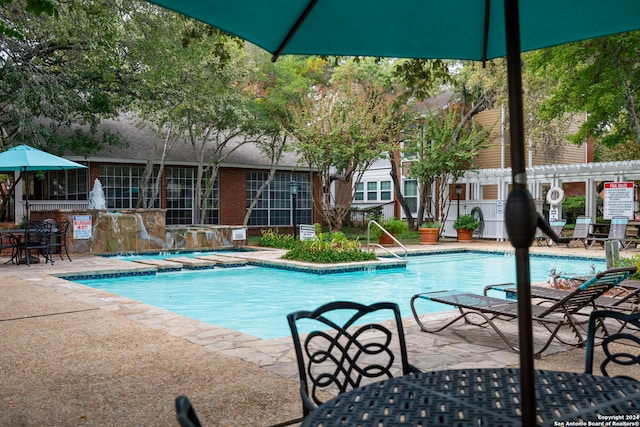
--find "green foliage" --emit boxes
[453,214,481,231]
[282,231,377,264]
[257,228,297,249]
[258,227,376,264]
[371,217,409,237]
[420,221,442,229]
[562,195,585,225]
[405,108,490,225]
[617,255,640,280]
[529,32,640,150]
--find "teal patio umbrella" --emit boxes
[143,1,640,424]
[0,145,87,218]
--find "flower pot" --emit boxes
[419,227,440,245]
[456,229,474,242]
[378,233,395,246]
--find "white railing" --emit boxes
[26,200,89,211]
[367,220,408,259]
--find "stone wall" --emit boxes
[31,209,246,254]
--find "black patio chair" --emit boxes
[0,233,18,264]
[585,310,640,381]
[49,220,72,261]
[287,301,420,418]
[16,221,53,266]
[175,395,202,427]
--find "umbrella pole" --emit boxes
[504,1,537,426]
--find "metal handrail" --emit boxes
[367,220,408,259]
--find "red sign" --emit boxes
[605,182,634,189]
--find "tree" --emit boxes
[243,54,316,225]
[128,11,267,223]
[528,32,640,151]
[289,80,398,231]
[405,107,490,227]
[0,0,136,155]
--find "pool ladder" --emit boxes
[367,220,408,259]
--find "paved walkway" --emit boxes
[0,240,635,426]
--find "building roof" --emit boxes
[65,114,305,171]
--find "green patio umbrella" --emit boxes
[143,1,640,424]
[0,145,87,218]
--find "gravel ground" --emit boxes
[0,278,302,427]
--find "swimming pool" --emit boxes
[75,252,605,339]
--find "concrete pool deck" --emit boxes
[1,240,638,426]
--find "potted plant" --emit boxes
[453,214,480,242]
[418,221,442,245]
[373,217,408,245]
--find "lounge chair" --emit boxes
[567,215,593,248]
[535,220,566,246]
[484,267,639,314]
[586,216,637,250]
[410,267,637,357]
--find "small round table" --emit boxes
[301,368,640,426]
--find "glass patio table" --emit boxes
[301,367,640,426]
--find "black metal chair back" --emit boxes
[175,395,202,427]
[585,310,640,380]
[50,220,71,261]
[20,221,53,265]
[287,301,419,417]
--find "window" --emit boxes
[247,172,312,226]
[367,182,378,201]
[27,168,88,201]
[404,179,418,214]
[354,182,364,201]
[380,181,392,201]
[99,165,160,210]
[165,167,218,225]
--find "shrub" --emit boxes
[282,230,377,263]
[371,217,409,238]
[617,254,640,280]
[453,214,480,231]
[257,228,297,249]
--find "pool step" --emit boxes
[194,254,248,268]
[131,259,183,272]
[164,257,216,270]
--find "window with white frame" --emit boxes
[404,179,418,214]
[367,182,378,201]
[380,180,392,201]
[354,182,364,201]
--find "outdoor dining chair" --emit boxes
[585,310,640,380]
[15,221,54,266]
[287,301,420,418]
[49,220,71,261]
[175,395,202,427]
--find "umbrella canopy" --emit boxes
[143,1,640,424]
[0,145,86,172]
[148,0,640,62]
[0,145,87,218]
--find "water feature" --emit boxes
[74,251,606,339]
[87,178,106,210]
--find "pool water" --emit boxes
[75,252,605,339]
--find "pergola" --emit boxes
[462,160,640,221]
